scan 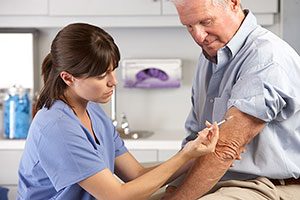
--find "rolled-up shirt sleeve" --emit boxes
[228,63,298,122]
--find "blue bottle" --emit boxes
[3,86,31,139]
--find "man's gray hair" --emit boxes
[171,0,228,6]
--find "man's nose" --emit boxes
[191,25,208,44]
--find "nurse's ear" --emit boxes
[60,71,75,86]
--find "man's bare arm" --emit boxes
[168,107,265,200]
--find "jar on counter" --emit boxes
[3,85,32,139]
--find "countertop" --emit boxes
[0,130,186,150]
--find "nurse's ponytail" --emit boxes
[41,53,53,84]
[35,52,63,112]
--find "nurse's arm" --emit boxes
[79,151,193,200]
[168,107,265,200]
[79,125,219,200]
[114,152,195,184]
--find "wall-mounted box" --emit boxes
[122,59,182,88]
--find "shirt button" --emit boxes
[209,99,214,103]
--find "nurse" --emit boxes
[17,23,219,200]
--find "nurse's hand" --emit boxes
[181,122,219,159]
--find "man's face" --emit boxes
[176,0,242,58]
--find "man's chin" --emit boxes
[202,49,217,60]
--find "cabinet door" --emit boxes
[0,0,47,15]
[49,0,161,16]
[162,0,177,15]
[0,150,23,185]
[129,150,158,163]
[242,0,278,13]
[158,150,178,162]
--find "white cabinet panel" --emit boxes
[129,150,158,163]
[49,0,161,16]
[0,0,47,15]
[158,150,178,161]
[0,150,23,185]
[242,0,278,13]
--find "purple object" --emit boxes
[124,67,180,88]
[136,68,169,82]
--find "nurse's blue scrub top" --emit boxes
[17,100,128,200]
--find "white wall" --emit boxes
[281,0,300,54]
[37,18,281,133]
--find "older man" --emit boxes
[161,0,300,199]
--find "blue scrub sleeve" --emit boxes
[38,118,106,191]
[228,65,297,122]
[113,128,128,158]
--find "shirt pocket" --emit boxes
[212,96,228,122]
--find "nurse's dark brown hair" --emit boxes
[35,23,120,113]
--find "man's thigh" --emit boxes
[199,177,300,200]
[276,184,300,200]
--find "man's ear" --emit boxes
[228,0,241,11]
[60,71,75,86]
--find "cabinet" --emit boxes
[158,149,178,162]
[129,150,158,163]
[128,149,179,163]
[0,150,23,200]
[0,0,279,27]
[242,0,278,13]
[242,0,279,25]
[49,0,161,16]
[161,0,279,25]
[0,0,47,15]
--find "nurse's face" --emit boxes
[71,65,118,104]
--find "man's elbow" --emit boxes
[213,139,242,162]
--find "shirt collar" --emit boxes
[226,10,258,58]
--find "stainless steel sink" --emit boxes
[118,129,153,140]
[111,89,154,140]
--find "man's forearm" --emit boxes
[169,152,232,199]
[169,107,265,200]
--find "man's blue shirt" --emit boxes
[184,10,300,180]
